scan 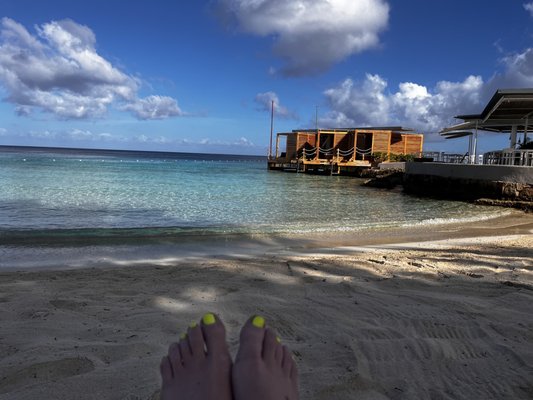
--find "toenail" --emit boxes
[189,321,198,328]
[252,315,265,328]
[180,333,187,340]
[202,313,216,325]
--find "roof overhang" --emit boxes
[294,126,416,134]
[441,131,473,139]
[440,89,533,136]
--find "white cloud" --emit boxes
[66,129,120,141]
[322,45,533,136]
[132,134,176,144]
[490,47,533,89]
[193,136,255,147]
[524,2,533,16]
[8,128,257,149]
[217,0,389,76]
[323,74,390,126]
[234,137,254,146]
[3,127,259,150]
[0,18,183,120]
[254,91,297,119]
[122,95,184,120]
[323,73,484,133]
[131,134,256,148]
[29,130,57,139]
[22,128,124,142]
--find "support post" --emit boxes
[387,131,391,161]
[315,132,320,161]
[473,121,478,164]
[510,125,517,149]
[351,133,356,162]
[525,117,529,146]
[468,134,473,164]
[269,100,274,159]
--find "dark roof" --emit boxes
[294,126,416,133]
[448,88,533,133]
[441,131,473,139]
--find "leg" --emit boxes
[160,313,233,400]
[232,315,299,400]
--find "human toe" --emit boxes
[168,342,183,374]
[262,328,280,364]
[201,312,229,356]
[187,321,206,357]
[236,315,267,361]
[160,356,173,381]
[282,345,295,377]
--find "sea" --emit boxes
[0,145,510,245]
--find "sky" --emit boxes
[0,0,533,155]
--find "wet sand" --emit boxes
[0,212,532,399]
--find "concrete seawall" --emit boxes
[403,163,533,203]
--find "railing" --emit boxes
[483,149,533,166]
[422,152,483,164]
[422,150,533,166]
[301,146,372,160]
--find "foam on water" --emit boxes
[400,211,514,228]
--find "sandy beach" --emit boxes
[1,213,533,400]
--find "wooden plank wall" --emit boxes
[297,133,316,150]
[286,134,297,158]
[403,135,423,154]
[390,133,405,154]
[370,131,391,153]
[332,132,348,148]
[282,130,423,160]
[371,131,424,155]
[280,132,315,159]
[337,133,354,151]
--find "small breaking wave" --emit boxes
[400,209,514,228]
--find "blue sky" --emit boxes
[0,0,532,155]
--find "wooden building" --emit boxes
[268,127,424,173]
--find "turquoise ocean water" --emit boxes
[0,146,509,243]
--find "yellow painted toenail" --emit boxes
[179,333,187,340]
[189,322,198,328]
[202,313,216,325]
[252,315,265,328]
[276,336,281,343]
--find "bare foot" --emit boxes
[160,313,233,400]
[232,316,299,400]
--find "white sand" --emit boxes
[0,217,532,399]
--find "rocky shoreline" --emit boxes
[362,167,533,212]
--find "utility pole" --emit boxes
[269,100,274,159]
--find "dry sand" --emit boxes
[1,215,533,399]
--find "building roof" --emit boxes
[293,126,416,133]
[441,131,473,139]
[441,88,533,134]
